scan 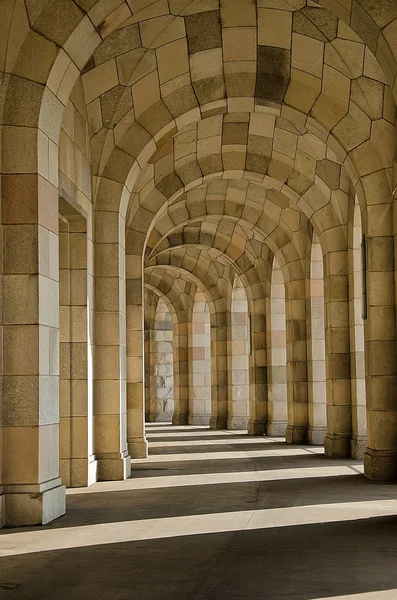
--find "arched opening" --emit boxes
[147,297,174,423]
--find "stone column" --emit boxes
[323,249,352,458]
[285,279,309,444]
[143,289,158,422]
[1,173,65,525]
[125,236,148,458]
[228,280,250,430]
[348,202,366,459]
[307,239,327,445]
[210,309,229,429]
[143,304,153,423]
[125,276,148,457]
[190,291,211,425]
[266,262,287,436]
[94,207,131,478]
[59,210,97,487]
[248,300,268,436]
[172,315,190,425]
[363,180,397,480]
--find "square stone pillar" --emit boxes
[189,291,211,426]
[228,281,250,431]
[1,173,65,526]
[353,172,397,480]
[285,281,309,444]
[307,240,327,446]
[210,311,229,429]
[126,258,148,458]
[248,303,268,436]
[172,319,190,425]
[59,211,97,487]
[348,205,367,460]
[364,228,397,480]
[94,208,131,478]
[323,250,352,458]
[266,264,288,437]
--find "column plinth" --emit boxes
[128,437,148,458]
[4,479,65,527]
[266,420,287,437]
[364,449,397,481]
[248,419,266,436]
[228,417,249,430]
[210,415,227,429]
[188,415,210,426]
[172,413,189,426]
[97,452,131,481]
[286,424,308,444]
[351,435,367,459]
[308,426,326,446]
[324,433,351,457]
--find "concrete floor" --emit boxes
[1,426,397,599]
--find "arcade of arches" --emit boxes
[1,0,397,546]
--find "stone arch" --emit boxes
[145,293,175,423]
[144,275,194,425]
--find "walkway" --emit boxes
[1,425,397,599]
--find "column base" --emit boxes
[227,417,249,430]
[285,425,308,444]
[188,415,211,426]
[324,433,351,458]
[266,420,287,437]
[351,435,367,460]
[148,412,173,423]
[172,413,189,425]
[248,419,266,436]
[97,452,131,481]
[210,416,227,429]
[60,457,98,488]
[308,426,327,446]
[364,448,397,481]
[128,437,148,459]
[3,479,65,527]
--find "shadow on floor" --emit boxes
[144,433,269,442]
[51,473,397,528]
[1,427,397,599]
[1,515,397,599]
[146,441,306,454]
[0,472,394,535]
[2,428,395,536]
[134,454,326,474]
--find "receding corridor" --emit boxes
[1,425,397,600]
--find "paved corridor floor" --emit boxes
[1,425,397,599]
